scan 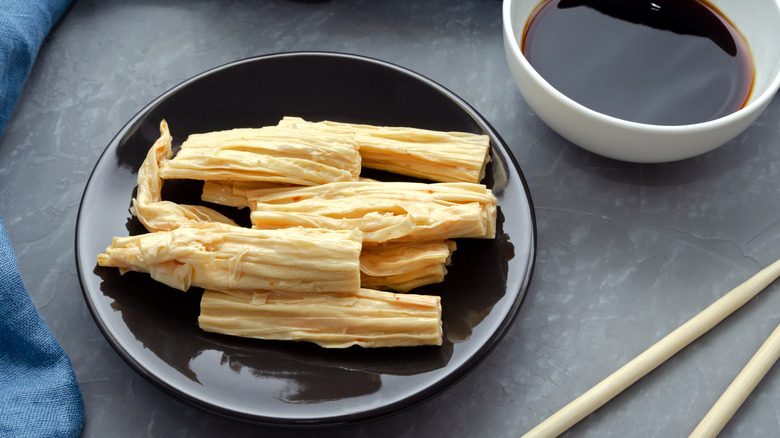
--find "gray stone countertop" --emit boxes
[2,0,780,436]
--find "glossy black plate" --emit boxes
[75,52,536,426]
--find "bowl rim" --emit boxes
[502,0,780,133]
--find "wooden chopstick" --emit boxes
[689,320,780,437]
[522,259,780,438]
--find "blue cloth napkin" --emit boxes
[0,215,83,437]
[0,0,71,135]
[0,1,84,437]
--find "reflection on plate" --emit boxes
[75,52,536,426]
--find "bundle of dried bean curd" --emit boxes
[97,117,495,348]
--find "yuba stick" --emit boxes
[689,320,780,438]
[522,259,780,438]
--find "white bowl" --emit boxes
[503,0,780,163]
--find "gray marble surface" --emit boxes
[2,0,780,436]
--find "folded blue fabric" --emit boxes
[0,1,84,437]
[0,0,72,136]
[0,215,84,437]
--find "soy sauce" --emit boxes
[522,0,754,126]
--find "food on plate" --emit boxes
[200,176,381,209]
[199,287,443,348]
[200,180,281,209]
[158,125,361,186]
[247,181,496,242]
[278,116,491,183]
[99,117,497,348]
[132,120,237,232]
[360,240,456,293]
[97,223,362,293]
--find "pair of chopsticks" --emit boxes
[523,259,780,438]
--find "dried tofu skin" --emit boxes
[131,120,237,232]
[248,181,496,242]
[159,125,361,186]
[278,116,491,183]
[99,119,503,350]
[199,288,443,348]
[135,120,172,205]
[97,223,362,293]
[201,181,248,208]
[201,180,286,209]
[360,268,447,294]
[360,241,456,292]
[360,240,456,276]
[201,177,379,209]
[133,200,238,232]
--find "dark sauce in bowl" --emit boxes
[521,0,754,126]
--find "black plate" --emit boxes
[75,52,536,426]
